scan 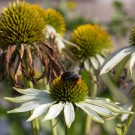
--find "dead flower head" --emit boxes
[0,0,64,86]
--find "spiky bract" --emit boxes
[129,26,135,46]
[0,1,45,46]
[43,8,66,36]
[70,24,112,60]
[50,77,88,103]
[31,4,46,18]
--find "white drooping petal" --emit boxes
[84,59,90,71]
[4,95,37,103]
[46,25,56,38]
[90,57,99,70]
[64,102,75,128]
[120,104,132,121]
[86,98,122,113]
[55,37,65,53]
[43,102,64,121]
[61,38,81,50]
[7,101,42,113]
[86,98,132,114]
[13,87,47,95]
[83,102,114,117]
[5,90,54,103]
[100,46,135,75]
[126,52,135,80]
[27,102,55,121]
[88,97,111,102]
[96,54,105,66]
[76,103,104,123]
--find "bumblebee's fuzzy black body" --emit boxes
[61,72,80,82]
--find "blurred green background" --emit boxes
[0,0,135,135]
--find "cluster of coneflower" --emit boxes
[0,0,134,134]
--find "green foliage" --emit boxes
[107,0,134,37]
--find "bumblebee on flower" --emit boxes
[5,72,132,128]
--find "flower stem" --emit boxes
[31,117,40,135]
[50,119,57,135]
[122,100,135,135]
[65,124,69,135]
[85,68,97,135]
[29,81,40,135]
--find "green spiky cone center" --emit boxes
[50,77,88,103]
[130,27,135,46]
[70,24,112,60]
[0,1,46,46]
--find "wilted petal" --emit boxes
[126,52,135,80]
[64,102,75,128]
[100,46,135,75]
[46,25,56,38]
[76,103,104,123]
[62,38,80,50]
[55,37,65,53]
[43,102,64,121]
[27,102,55,121]
[7,101,42,113]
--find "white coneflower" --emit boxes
[64,24,113,71]
[5,72,132,128]
[100,26,135,82]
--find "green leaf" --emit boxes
[116,124,127,135]
[114,55,130,81]
[116,113,134,135]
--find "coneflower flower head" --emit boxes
[64,24,113,71]
[44,8,66,36]
[31,4,46,18]
[50,72,88,103]
[5,72,133,128]
[0,0,45,46]
[70,24,112,60]
[0,0,63,86]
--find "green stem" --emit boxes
[85,68,97,135]
[50,119,57,135]
[65,124,69,135]
[29,81,40,135]
[23,54,40,135]
[102,74,128,103]
[85,116,92,135]
[123,100,135,135]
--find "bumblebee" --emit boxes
[61,72,80,83]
